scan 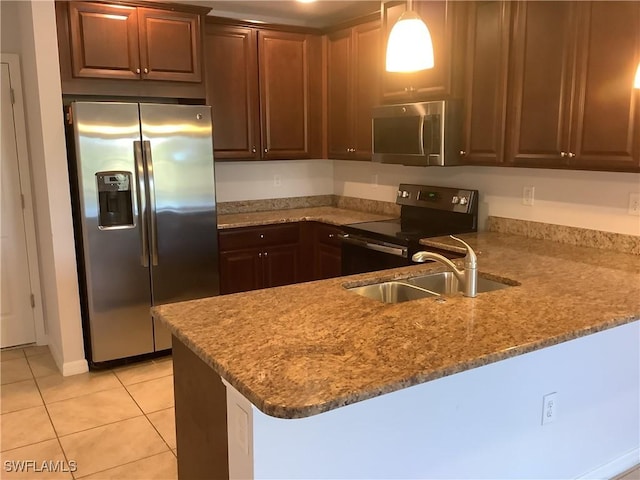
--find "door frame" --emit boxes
[1,53,47,346]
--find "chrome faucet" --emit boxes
[411,236,478,297]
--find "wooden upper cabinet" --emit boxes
[506,1,639,171]
[505,1,576,167]
[204,22,322,161]
[67,1,201,83]
[68,2,140,80]
[204,25,260,160]
[327,20,381,160]
[258,30,322,160]
[569,1,640,171]
[138,8,201,82]
[460,1,511,165]
[381,0,466,103]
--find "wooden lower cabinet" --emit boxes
[311,223,343,280]
[218,223,301,294]
[219,222,343,295]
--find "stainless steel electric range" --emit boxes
[341,184,479,275]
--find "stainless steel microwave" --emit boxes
[372,100,462,166]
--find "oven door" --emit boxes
[341,235,411,275]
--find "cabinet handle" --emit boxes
[264,148,268,153]
[459,150,467,156]
[560,151,567,158]
[264,251,268,257]
[135,68,141,74]
[258,252,262,258]
[260,234,264,239]
[568,152,576,158]
[252,146,257,153]
[329,234,334,238]
[144,67,149,74]
[404,86,416,93]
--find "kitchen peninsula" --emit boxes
[153,231,640,479]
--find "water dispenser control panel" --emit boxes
[96,172,134,229]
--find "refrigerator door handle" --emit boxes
[133,141,149,267]
[143,140,159,266]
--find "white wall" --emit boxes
[2,1,87,375]
[215,160,333,202]
[334,161,640,235]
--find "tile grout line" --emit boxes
[73,451,175,480]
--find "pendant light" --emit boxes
[385,0,434,73]
[634,62,640,89]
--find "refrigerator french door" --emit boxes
[69,102,219,366]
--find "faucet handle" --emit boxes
[449,235,477,267]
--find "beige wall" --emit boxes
[2,0,86,375]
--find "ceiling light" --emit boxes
[635,62,640,89]
[296,0,316,3]
[385,1,434,73]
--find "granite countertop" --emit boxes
[217,206,396,229]
[153,232,640,419]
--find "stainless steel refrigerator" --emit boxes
[67,101,219,366]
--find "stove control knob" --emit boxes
[459,196,468,205]
[402,191,410,198]
[451,196,460,204]
[397,190,402,197]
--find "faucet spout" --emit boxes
[411,236,478,297]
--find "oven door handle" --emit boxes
[341,235,408,258]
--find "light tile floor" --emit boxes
[0,346,177,479]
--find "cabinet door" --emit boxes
[219,249,262,294]
[353,21,382,160]
[461,1,511,165]
[68,2,140,80]
[569,1,640,171]
[138,8,202,83]
[258,31,322,159]
[263,244,300,288]
[205,25,260,160]
[315,244,342,280]
[505,1,576,167]
[382,0,465,103]
[327,28,353,159]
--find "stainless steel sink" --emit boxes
[347,272,512,304]
[406,271,511,295]
[347,281,438,304]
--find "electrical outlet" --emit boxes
[522,186,535,206]
[541,392,558,425]
[628,193,640,215]
[273,174,282,187]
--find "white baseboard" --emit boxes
[62,358,89,376]
[577,447,640,479]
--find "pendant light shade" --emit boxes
[385,10,434,73]
[634,62,640,89]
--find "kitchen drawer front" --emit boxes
[219,223,300,251]
[315,223,344,248]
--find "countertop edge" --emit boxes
[154,307,639,419]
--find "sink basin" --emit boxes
[406,271,511,295]
[347,272,513,304]
[347,281,438,304]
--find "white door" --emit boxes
[0,62,36,347]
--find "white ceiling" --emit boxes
[187,1,381,28]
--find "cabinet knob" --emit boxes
[568,152,576,158]
[459,150,467,156]
[252,146,257,153]
[258,252,262,258]
[264,251,268,257]
[560,151,567,158]
[260,234,264,239]
[135,68,141,74]
[404,86,416,93]
[144,67,149,74]
[328,234,334,238]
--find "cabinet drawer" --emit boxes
[315,224,343,247]
[219,223,300,251]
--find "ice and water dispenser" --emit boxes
[96,172,134,228]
